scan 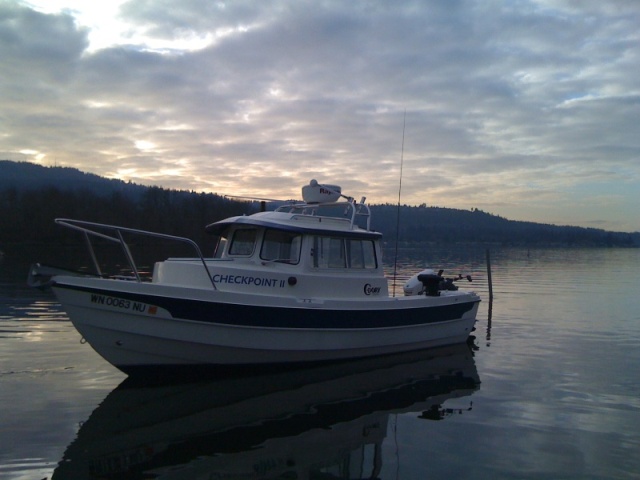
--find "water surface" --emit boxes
[1,245,639,479]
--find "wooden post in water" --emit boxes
[486,248,494,301]
[485,248,494,343]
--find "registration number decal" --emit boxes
[90,294,157,314]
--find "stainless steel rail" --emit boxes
[275,200,372,231]
[55,218,217,290]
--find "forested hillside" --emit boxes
[0,182,253,247]
[370,204,639,247]
[1,161,638,248]
[0,160,148,198]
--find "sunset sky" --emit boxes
[2,1,639,232]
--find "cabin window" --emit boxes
[212,236,228,258]
[312,236,377,269]
[228,228,257,256]
[260,229,302,264]
[347,239,377,269]
[315,237,346,268]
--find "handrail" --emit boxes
[55,218,217,290]
[275,200,371,231]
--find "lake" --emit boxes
[1,245,639,479]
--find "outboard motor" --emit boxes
[418,272,444,297]
[403,269,473,297]
[403,268,436,296]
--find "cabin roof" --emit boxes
[205,211,382,239]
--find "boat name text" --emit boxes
[212,274,285,288]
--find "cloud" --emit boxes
[1,0,639,231]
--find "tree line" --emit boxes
[370,204,639,247]
[1,186,637,249]
[0,185,254,248]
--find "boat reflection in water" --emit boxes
[53,343,480,479]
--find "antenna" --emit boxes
[392,110,406,297]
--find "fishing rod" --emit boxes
[392,111,406,297]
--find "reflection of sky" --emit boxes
[0,267,123,480]
[465,248,640,478]
[1,316,122,480]
[3,1,640,232]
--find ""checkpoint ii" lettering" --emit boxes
[212,274,285,288]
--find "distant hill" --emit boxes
[0,160,250,246]
[1,160,638,247]
[370,204,639,247]
[0,160,148,198]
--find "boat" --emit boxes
[29,180,480,373]
[52,344,479,479]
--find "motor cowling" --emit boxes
[418,273,445,296]
[403,269,436,296]
[404,269,470,296]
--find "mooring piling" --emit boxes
[486,248,494,301]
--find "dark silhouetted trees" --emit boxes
[1,160,638,248]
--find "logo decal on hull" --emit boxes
[364,283,381,296]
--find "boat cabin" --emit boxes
[153,182,390,299]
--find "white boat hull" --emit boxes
[52,275,480,373]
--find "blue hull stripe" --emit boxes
[54,283,478,329]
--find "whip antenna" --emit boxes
[392,110,406,297]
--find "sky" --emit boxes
[1,0,639,232]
